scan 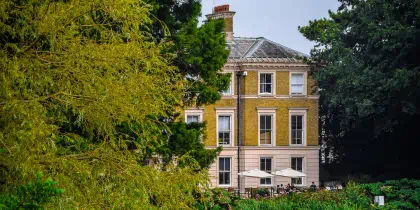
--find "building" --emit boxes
[185,5,319,191]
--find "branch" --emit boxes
[0,139,11,155]
[0,92,95,107]
[18,35,45,55]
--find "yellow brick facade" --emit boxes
[183,69,319,148]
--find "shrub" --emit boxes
[256,188,270,197]
[193,188,242,210]
[234,193,366,210]
[231,180,420,210]
[359,179,420,210]
[0,172,64,209]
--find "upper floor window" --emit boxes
[186,115,200,124]
[289,109,306,146]
[260,157,272,185]
[219,157,231,186]
[185,110,203,124]
[290,73,305,95]
[223,85,232,95]
[259,73,274,94]
[218,115,232,146]
[222,73,233,95]
[291,157,304,185]
[291,115,303,145]
[260,115,273,145]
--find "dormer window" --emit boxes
[259,72,276,95]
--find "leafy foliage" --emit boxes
[145,0,230,106]
[158,122,222,170]
[0,172,63,210]
[0,0,212,209]
[299,0,420,178]
[359,179,420,210]
[197,180,420,210]
[193,188,241,210]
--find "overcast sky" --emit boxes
[199,0,340,54]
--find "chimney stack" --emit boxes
[206,4,236,42]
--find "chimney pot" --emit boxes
[214,4,230,13]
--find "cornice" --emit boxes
[205,146,320,150]
[205,12,236,19]
[224,59,309,69]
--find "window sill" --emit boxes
[259,144,275,147]
[290,94,306,97]
[258,94,275,97]
[289,144,305,147]
[222,93,233,96]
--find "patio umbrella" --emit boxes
[272,168,306,178]
[238,168,274,178]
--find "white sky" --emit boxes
[199,0,340,54]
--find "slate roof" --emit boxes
[227,37,308,63]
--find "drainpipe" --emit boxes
[236,70,244,193]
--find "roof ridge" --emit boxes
[233,36,264,40]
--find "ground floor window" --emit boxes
[260,157,272,185]
[291,157,303,185]
[219,157,231,185]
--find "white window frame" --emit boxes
[289,109,307,146]
[218,157,232,187]
[290,156,306,186]
[222,71,234,96]
[260,157,273,186]
[184,110,203,123]
[289,72,307,96]
[258,72,276,96]
[258,109,276,146]
[216,110,235,147]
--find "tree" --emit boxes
[145,0,231,106]
[137,0,228,168]
[299,0,420,179]
[157,122,222,170]
[0,0,211,208]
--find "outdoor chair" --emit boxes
[251,188,257,199]
[245,188,252,198]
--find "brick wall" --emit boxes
[181,69,319,147]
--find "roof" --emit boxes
[227,37,308,63]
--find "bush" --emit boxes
[0,172,64,209]
[256,188,270,197]
[234,194,366,210]
[230,179,420,210]
[193,188,241,210]
[359,179,420,210]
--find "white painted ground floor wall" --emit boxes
[207,146,320,192]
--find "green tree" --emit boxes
[145,0,231,106]
[158,122,222,170]
[138,0,228,169]
[0,0,211,208]
[299,0,420,178]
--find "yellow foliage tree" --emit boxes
[0,0,210,208]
